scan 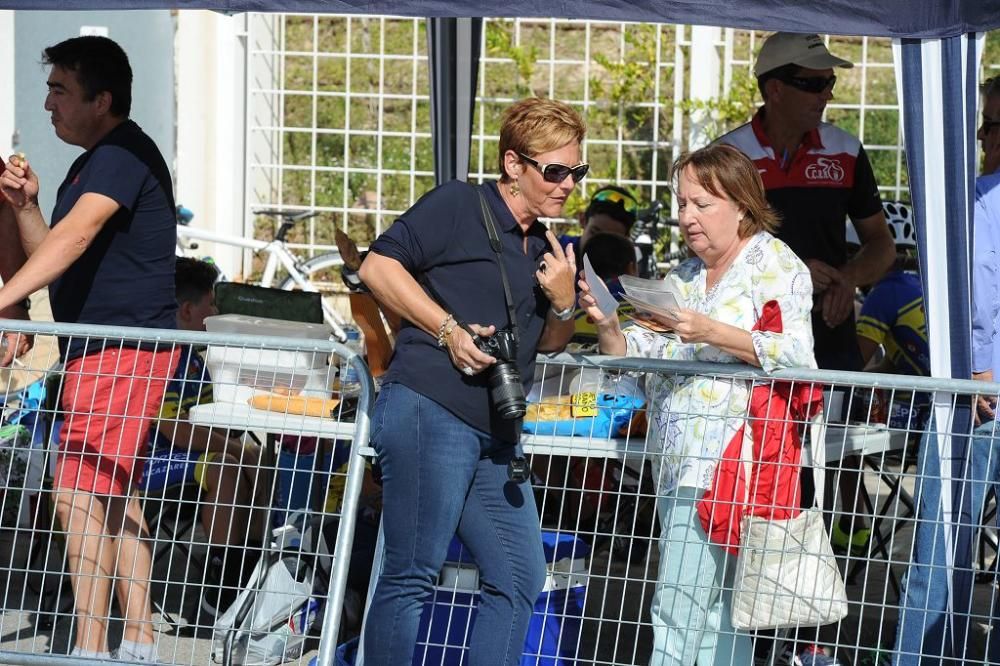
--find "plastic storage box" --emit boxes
[335,531,589,665]
[204,314,332,404]
[416,531,588,665]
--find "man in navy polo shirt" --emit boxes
[718,32,895,666]
[0,36,178,663]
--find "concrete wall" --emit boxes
[0,12,14,159]
[13,10,175,219]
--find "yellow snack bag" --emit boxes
[571,391,598,418]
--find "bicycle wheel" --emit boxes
[278,252,348,338]
[279,252,344,293]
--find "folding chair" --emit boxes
[843,399,926,599]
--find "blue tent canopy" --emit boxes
[6,1,996,662]
[11,0,1000,39]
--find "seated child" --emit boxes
[140,257,269,617]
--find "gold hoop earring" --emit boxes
[510,180,520,197]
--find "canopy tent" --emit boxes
[12,0,1000,39]
[7,1,999,662]
[893,33,982,660]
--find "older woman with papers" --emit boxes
[578,143,817,665]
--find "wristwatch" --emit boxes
[550,303,575,321]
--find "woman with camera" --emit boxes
[357,98,583,664]
[578,144,817,665]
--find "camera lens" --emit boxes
[487,361,527,419]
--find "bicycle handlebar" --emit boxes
[636,201,664,223]
[176,204,195,226]
[252,208,320,224]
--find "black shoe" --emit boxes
[201,546,263,620]
[200,554,229,620]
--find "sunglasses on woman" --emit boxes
[592,188,638,214]
[778,74,837,94]
[519,153,590,183]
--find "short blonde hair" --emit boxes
[672,144,780,238]
[497,98,586,181]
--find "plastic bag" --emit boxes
[213,517,321,665]
[524,374,645,438]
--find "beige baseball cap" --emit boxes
[754,32,853,77]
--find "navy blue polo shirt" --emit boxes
[49,120,177,360]
[370,180,551,443]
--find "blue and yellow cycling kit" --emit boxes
[856,270,929,378]
[140,345,218,492]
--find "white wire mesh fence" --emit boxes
[510,355,1000,665]
[0,320,372,666]
[2,321,998,664]
[242,15,933,260]
[236,13,1000,282]
[340,355,997,666]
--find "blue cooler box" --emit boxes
[414,530,589,665]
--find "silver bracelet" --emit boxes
[550,303,575,321]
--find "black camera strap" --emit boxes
[476,188,520,347]
[420,186,520,347]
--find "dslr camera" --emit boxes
[474,329,526,420]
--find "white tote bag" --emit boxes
[730,415,849,630]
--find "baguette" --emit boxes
[249,393,341,417]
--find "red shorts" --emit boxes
[54,346,180,496]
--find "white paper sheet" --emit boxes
[583,254,620,318]
[622,293,680,320]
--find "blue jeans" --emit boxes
[362,383,547,665]
[893,419,1000,665]
[649,488,753,666]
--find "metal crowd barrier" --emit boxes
[3,322,999,665]
[351,353,998,666]
[531,354,1000,665]
[0,318,373,666]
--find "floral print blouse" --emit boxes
[624,231,816,493]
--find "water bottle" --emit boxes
[339,326,364,397]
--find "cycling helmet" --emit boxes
[882,201,917,249]
[844,201,917,249]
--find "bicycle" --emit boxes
[631,201,685,278]
[176,206,350,340]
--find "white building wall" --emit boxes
[175,10,247,280]
[0,11,13,158]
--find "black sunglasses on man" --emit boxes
[981,116,1000,135]
[778,73,837,94]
